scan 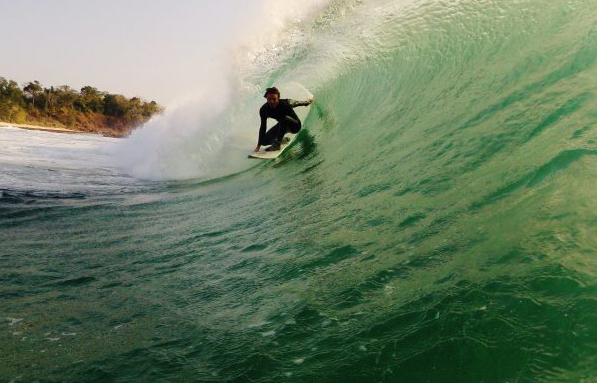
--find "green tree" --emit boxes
[42,86,56,111]
[55,85,78,109]
[142,100,162,117]
[0,77,25,121]
[0,78,24,106]
[79,86,104,112]
[23,80,42,108]
[103,93,129,117]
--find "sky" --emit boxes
[0,1,263,106]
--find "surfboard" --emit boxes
[248,134,297,159]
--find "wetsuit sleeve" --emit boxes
[258,107,267,146]
[288,99,311,108]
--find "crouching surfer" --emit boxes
[253,87,313,153]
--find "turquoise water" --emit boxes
[2,0,597,381]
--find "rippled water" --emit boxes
[2,0,597,381]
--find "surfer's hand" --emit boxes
[307,97,313,105]
[254,145,260,153]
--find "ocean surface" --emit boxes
[2,0,597,381]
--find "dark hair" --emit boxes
[263,87,280,98]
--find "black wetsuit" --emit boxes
[258,99,310,147]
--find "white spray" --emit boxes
[112,0,330,181]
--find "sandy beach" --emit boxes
[0,121,88,134]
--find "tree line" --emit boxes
[0,77,164,136]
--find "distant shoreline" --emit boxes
[1,77,163,138]
[0,121,96,135]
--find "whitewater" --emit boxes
[2,0,597,381]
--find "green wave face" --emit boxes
[3,0,597,381]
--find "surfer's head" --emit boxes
[264,87,280,108]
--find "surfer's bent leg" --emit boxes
[275,116,301,142]
[284,116,301,134]
[263,123,283,145]
[264,117,301,147]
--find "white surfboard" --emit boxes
[248,134,297,159]
[247,82,311,160]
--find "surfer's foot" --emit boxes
[281,137,290,144]
[265,143,281,151]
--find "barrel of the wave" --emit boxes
[248,83,312,159]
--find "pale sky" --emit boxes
[0,1,263,105]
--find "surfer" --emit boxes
[253,87,313,152]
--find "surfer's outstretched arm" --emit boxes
[288,98,314,108]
